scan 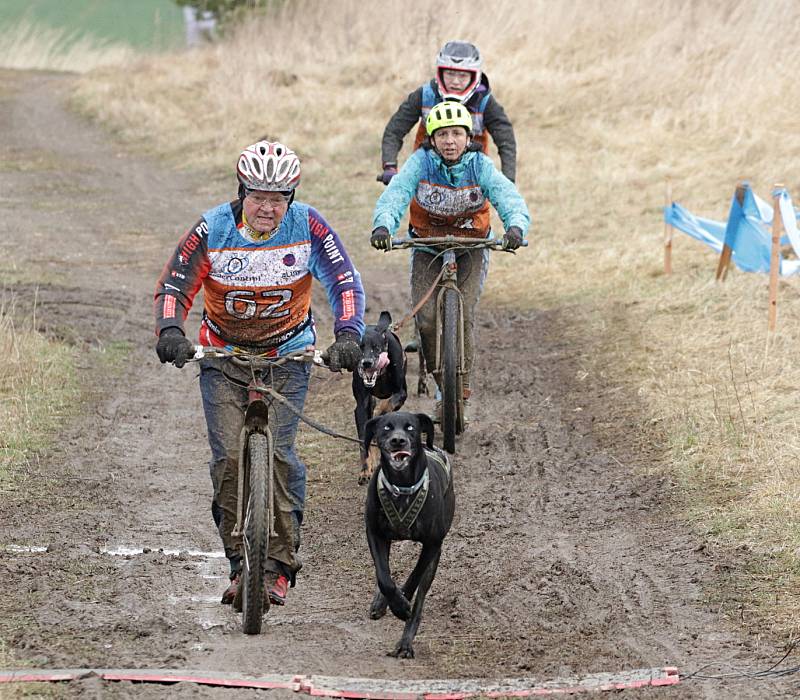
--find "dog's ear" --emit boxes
[376,310,392,333]
[363,416,380,454]
[416,413,435,449]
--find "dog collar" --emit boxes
[378,467,427,497]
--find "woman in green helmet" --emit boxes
[370,100,530,425]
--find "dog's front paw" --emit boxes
[359,445,380,485]
[369,590,388,619]
[388,592,411,621]
[388,641,415,659]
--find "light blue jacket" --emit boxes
[372,148,530,237]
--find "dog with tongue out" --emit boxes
[352,310,408,484]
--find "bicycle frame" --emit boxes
[189,345,316,631]
[391,236,514,387]
[191,347,318,540]
[389,236,525,449]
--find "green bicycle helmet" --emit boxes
[425,100,473,137]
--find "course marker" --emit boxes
[0,666,679,696]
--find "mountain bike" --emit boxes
[390,236,525,453]
[190,346,318,634]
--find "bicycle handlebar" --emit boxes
[191,345,326,367]
[389,236,528,250]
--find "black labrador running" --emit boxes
[354,310,407,484]
[363,411,454,658]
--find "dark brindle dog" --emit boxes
[363,411,454,658]
[354,310,408,484]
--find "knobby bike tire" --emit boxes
[441,288,461,454]
[241,432,270,634]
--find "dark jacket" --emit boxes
[380,75,517,182]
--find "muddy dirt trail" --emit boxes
[0,70,795,699]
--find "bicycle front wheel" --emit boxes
[241,431,271,634]
[441,288,463,454]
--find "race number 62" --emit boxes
[224,289,293,319]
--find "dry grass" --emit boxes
[66,0,800,636]
[0,295,78,483]
[0,20,133,73]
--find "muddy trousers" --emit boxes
[411,247,489,396]
[199,359,310,582]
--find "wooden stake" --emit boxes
[715,183,746,282]
[664,178,673,275]
[715,244,733,281]
[768,184,784,332]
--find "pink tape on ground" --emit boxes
[0,666,680,697]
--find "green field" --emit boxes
[0,0,185,50]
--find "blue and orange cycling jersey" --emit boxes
[154,199,365,354]
[373,149,530,240]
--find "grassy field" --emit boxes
[0,0,184,50]
[0,0,184,72]
[6,0,800,639]
[0,296,79,486]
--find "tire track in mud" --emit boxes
[0,70,796,698]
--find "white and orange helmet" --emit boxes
[435,40,482,102]
[236,140,301,192]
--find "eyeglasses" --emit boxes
[245,191,290,208]
[441,69,471,84]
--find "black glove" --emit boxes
[370,226,392,251]
[502,226,523,251]
[156,327,195,368]
[376,163,398,186]
[325,331,361,372]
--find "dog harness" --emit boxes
[376,447,450,537]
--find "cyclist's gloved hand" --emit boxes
[156,327,194,368]
[376,163,398,186]
[325,331,362,372]
[370,226,392,251]
[502,226,523,251]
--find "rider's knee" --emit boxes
[415,313,436,338]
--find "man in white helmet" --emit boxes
[378,40,517,186]
[154,140,365,608]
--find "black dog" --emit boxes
[363,411,455,658]
[354,310,408,484]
